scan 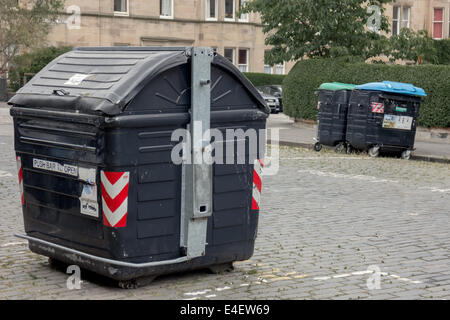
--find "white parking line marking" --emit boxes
[314,276,332,281]
[0,170,12,178]
[298,169,399,184]
[333,273,352,278]
[313,270,423,285]
[216,286,231,292]
[1,241,27,247]
[184,289,212,296]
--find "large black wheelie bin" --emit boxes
[9,47,269,287]
[314,82,356,153]
[346,81,426,160]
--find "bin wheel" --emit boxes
[401,150,412,160]
[335,143,346,153]
[346,145,353,155]
[368,146,380,158]
[207,262,235,274]
[118,276,157,289]
[314,142,322,152]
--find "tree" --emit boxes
[387,29,438,64]
[0,0,64,78]
[241,0,391,65]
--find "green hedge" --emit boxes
[243,72,286,87]
[283,57,450,128]
[434,39,450,65]
[9,46,72,92]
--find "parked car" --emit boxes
[257,89,281,114]
[257,85,283,112]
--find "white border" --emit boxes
[432,7,444,39]
[160,0,174,19]
[238,0,249,22]
[224,0,236,22]
[238,48,249,72]
[113,0,129,17]
[224,47,235,65]
[205,0,218,21]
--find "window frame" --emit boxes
[392,6,400,35]
[160,0,174,20]
[114,0,129,17]
[205,0,218,21]
[224,48,235,65]
[224,0,236,22]
[238,0,249,22]
[264,65,273,74]
[238,48,249,72]
[401,6,410,29]
[274,63,285,75]
[432,7,444,40]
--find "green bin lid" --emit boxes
[318,82,356,91]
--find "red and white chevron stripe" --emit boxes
[16,156,24,206]
[252,159,264,211]
[101,171,129,228]
[371,102,385,113]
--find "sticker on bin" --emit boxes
[252,159,264,211]
[101,171,129,228]
[64,73,90,86]
[371,102,384,113]
[382,114,413,130]
[16,156,24,206]
[79,183,99,218]
[33,158,78,177]
[32,158,96,184]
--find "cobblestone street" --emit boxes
[0,112,449,300]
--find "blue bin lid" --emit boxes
[355,81,427,97]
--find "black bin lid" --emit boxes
[9,47,267,116]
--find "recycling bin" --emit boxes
[9,47,269,287]
[314,82,356,153]
[346,81,426,159]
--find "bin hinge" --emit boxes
[180,47,214,259]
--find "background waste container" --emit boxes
[346,81,426,159]
[314,82,356,153]
[9,47,269,287]
[0,78,7,102]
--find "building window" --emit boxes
[206,0,218,20]
[114,0,128,16]
[392,5,411,35]
[238,0,249,22]
[264,65,272,74]
[392,6,399,35]
[401,6,410,29]
[160,0,173,19]
[224,48,235,64]
[274,64,285,75]
[433,8,444,39]
[238,49,249,72]
[225,0,235,21]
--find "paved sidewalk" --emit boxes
[267,113,450,163]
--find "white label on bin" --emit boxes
[64,74,90,86]
[80,200,99,217]
[78,167,96,185]
[79,183,99,217]
[382,115,413,130]
[33,158,78,177]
